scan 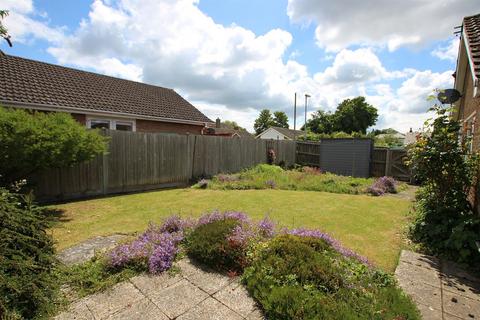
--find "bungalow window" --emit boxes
[90,119,110,130]
[87,117,135,131]
[115,121,133,131]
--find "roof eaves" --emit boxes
[1,100,213,126]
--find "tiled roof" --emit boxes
[464,13,480,80]
[269,126,304,139]
[0,54,213,123]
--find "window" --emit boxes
[90,119,110,129]
[87,117,135,131]
[115,121,133,131]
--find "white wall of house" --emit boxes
[256,127,289,140]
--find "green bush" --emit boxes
[408,104,480,267]
[185,218,243,271]
[0,188,59,319]
[0,107,108,186]
[242,235,420,320]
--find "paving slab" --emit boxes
[129,273,182,295]
[105,298,168,320]
[213,281,258,317]
[84,281,145,319]
[395,250,480,320]
[187,267,233,295]
[149,278,209,318]
[54,300,95,320]
[177,297,243,320]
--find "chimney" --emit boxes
[409,127,413,133]
[216,118,221,128]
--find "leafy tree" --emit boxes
[408,104,480,267]
[0,10,12,47]
[333,97,378,134]
[374,134,404,148]
[304,97,378,135]
[0,107,108,186]
[272,111,289,128]
[303,110,335,134]
[254,109,275,135]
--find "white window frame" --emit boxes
[86,116,136,132]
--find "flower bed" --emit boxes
[64,211,419,319]
[193,164,377,194]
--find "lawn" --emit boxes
[49,188,413,271]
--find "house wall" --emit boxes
[258,129,288,140]
[71,113,86,125]
[136,119,204,134]
[460,66,480,151]
[67,112,205,135]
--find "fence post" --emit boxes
[102,152,108,195]
[385,149,391,176]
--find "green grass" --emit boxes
[48,189,413,272]
[198,164,376,194]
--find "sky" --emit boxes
[1,0,479,133]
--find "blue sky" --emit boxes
[2,0,478,132]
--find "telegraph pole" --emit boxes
[304,94,310,138]
[293,92,297,141]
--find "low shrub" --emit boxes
[0,188,59,319]
[185,212,276,272]
[243,235,420,320]
[186,218,242,271]
[367,176,398,196]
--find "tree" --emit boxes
[303,110,335,134]
[272,111,289,128]
[333,97,378,134]
[0,107,108,186]
[0,10,12,47]
[254,109,274,135]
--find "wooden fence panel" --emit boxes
[33,131,297,201]
[371,148,410,181]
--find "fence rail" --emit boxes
[32,131,411,202]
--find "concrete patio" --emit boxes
[54,257,263,320]
[395,250,480,320]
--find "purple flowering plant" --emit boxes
[367,176,397,196]
[107,210,370,276]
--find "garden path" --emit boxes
[395,250,480,320]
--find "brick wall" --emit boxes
[460,67,480,151]
[135,119,204,134]
[70,113,86,125]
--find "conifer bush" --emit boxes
[0,188,58,319]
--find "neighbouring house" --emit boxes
[256,126,304,140]
[203,118,254,138]
[404,128,422,146]
[0,54,214,134]
[453,13,480,152]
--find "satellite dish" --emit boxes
[437,89,462,104]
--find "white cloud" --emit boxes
[432,38,460,62]
[287,0,477,52]
[2,0,64,44]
